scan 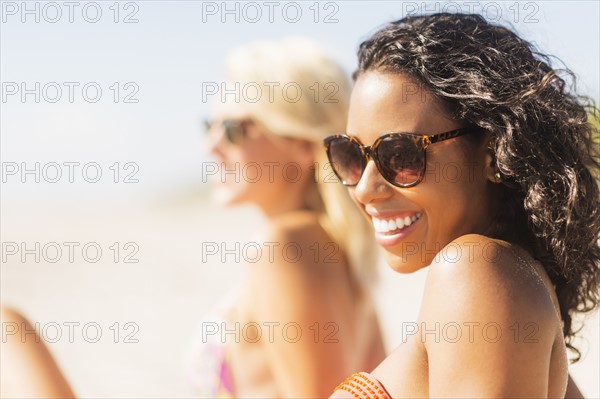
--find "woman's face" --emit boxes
[207,102,314,211]
[346,71,497,272]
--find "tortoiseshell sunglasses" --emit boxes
[323,127,475,188]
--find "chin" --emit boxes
[384,251,428,274]
[210,184,245,207]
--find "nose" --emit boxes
[207,128,229,159]
[353,159,394,205]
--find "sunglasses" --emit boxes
[204,118,253,145]
[323,127,475,188]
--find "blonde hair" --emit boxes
[224,37,378,286]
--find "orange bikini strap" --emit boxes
[333,372,392,399]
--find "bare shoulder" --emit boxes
[417,233,564,355]
[422,233,559,330]
[264,210,331,244]
[1,305,28,324]
[1,306,36,346]
[257,210,346,275]
[416,234,565,396]
[1,306,40,352]
[250,211,347,318]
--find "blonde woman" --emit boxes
[189,37,386,398]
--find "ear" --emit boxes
[482,135,500,183]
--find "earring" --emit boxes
[494,171,502,182]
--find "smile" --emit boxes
[372,212,422,234]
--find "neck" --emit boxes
[257,179,321,220]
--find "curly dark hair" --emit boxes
[355,13,600,362]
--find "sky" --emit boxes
[1,0,599,208]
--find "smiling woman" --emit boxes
[327,13,600,398]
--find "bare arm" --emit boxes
[1,307,76,399]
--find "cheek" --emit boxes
[242,142,289,175]
[419,159,489,243]
[419,185,462,247]
[347,187,369,217]
[216,143,244,165]
[234,144,291,193]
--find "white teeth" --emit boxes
[372,213,422,233]
[396,217,404,229]
[381,220,389,233]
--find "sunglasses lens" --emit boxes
[328,138,364,185]
[377,135,424,186]
[222,120,244,145]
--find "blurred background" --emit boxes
[1,1,598,397]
